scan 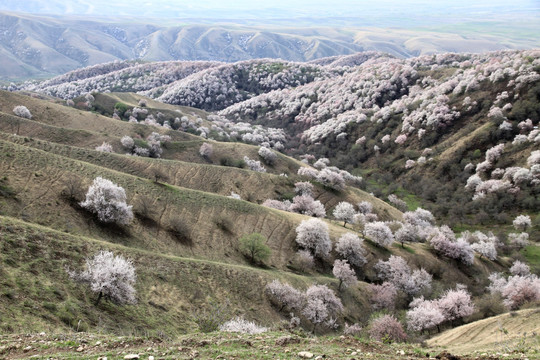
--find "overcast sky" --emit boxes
[1,0,539,19]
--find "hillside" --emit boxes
[20,49,540,232]
[0,87,526,341]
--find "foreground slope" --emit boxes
[427,308,540,355]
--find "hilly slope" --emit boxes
[1,88,523,343]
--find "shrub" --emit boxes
[368,315,407,343]
[220,317,267,334]
[239,233,271,264]
[13,105,32,119]
[344,323,362,336]
[294,181,314,196]
[68,250,136,305]
[95,142,113,153]
[244,156,267,172]
[121,135,135,150]
[134,195,155,222]
[168,217,192,245]
[79,177,133,225]
[290,195,326,217]
[316,168,345,190]
[357,201,373,214]
[295,219,331,258]
[193,300,230,333]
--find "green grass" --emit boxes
[523,245,540,268]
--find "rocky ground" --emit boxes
[0,331,537,360]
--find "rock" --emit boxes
[39,332,46,336]
[97,357,108,360]
[23,346,32,352]
[298,351,314,359]
[275,336,300,346]
[95,341,102,346]
[399,350,405,355]
[124,355,140,360]
[148,356,155,360]
[351,352,358,356]
[76,346,84,352]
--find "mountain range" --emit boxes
[1,11,538,82]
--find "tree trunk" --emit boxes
[95,291,103,306]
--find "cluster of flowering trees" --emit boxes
[465,145,539,201]
[157,59,331,111]
[488,261,540,309]
[20,60,220,99]
[406,285,474,333]
[120,132,171,158]
[265,280,343,332]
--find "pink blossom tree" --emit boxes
[265,280,304,312]
[436,286,475,324]
[406,298,445,333]
[369,315,407,343]
[369,282,397,310]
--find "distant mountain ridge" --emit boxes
[1,11,535,82]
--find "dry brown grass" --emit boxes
[427,308,540,355]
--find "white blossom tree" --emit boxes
[80,177,133,225]
[513,215,532,232]
[364,221,394,247]
[295,219,331,258]
[335,233,367,267]
[333,201,355,226]
[70,250,136,305]
[13,105,32,119]
[302,284,343,332]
